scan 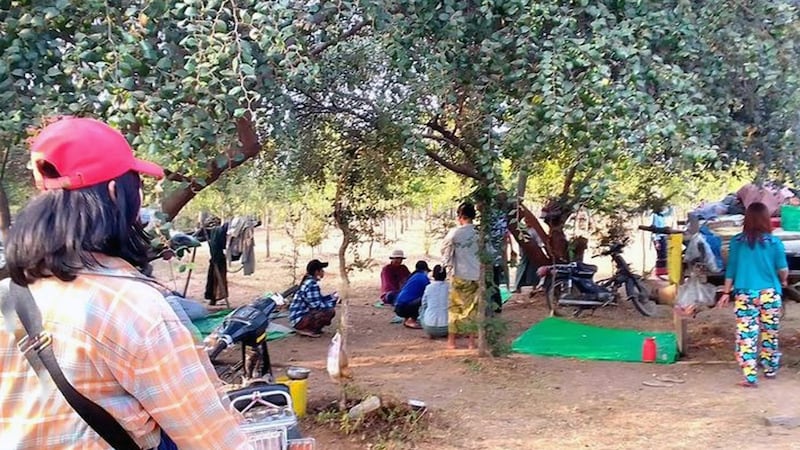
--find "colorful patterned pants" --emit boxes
[734,288,782,384]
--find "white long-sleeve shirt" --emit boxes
[441,223,480,281]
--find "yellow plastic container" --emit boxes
[275,376,308,418]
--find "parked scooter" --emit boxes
[205,285,299,384]
[539,239,656,317]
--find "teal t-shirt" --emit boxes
[725,233,788,293]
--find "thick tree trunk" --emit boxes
[507,203,554,266]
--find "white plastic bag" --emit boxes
[676,273,717,310]
[326,332,351,383]
[684,233,721,273]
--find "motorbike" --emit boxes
[205,285,299,384]
[539,239,656,317]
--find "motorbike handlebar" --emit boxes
[638,225,683,234]
[208,340,228,361]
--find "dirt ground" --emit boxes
[153,217,800,449]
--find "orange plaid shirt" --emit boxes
[0,257,251,449]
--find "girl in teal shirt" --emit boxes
[718,202,788,386]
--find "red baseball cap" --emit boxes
[30,117,164,191]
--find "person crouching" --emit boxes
[394,260,432,329]
[289,259,338,338]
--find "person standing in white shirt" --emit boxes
[441,202,480,349]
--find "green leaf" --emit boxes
[215,154,228,168]
[240,64,255,76]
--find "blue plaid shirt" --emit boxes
[289,276,336,326]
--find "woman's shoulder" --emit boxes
[766,234,785,247]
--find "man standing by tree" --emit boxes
[442,203,480,350]
[379,249,411,306]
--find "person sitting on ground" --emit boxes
[290,259,338,337]
[379,249,411,305]
[420,265,450,338]
[394,260,432,329]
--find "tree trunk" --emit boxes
[515,169,528,201]
[338,230,351,286]
[0,184,11,245]
[507,203,553,266]
[477,261,488,357]
[264,207,271,258]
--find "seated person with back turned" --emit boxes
[420,264,450,338]
[289,259,339,338]
[380,249,411,305]
[394,260,431,329]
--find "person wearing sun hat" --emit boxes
[0,117,249,449]
[378,248,411,306]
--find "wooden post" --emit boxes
[673,309,688,356]
[264,207,271,258]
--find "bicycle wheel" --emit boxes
[626,278,657,316]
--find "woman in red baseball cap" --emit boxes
[0,118,250,449]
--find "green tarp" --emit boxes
[512,317,678,364]
[500,285,512,304]
[192,309,293,341]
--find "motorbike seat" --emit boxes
[573,262,598,277]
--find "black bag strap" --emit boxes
[10,282,140,450]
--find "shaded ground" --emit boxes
[154,219,800,449]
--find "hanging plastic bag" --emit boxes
[684,233,721,273]
[326,332,351,383]
[675,272,717,316]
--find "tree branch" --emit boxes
[561,164,577,199]
[309,19,368,57]
[161,117,263,218]
[418,139,481,180]
[426,117,473,153]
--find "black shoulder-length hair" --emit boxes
[7,171,151,286]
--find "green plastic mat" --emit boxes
[192,309,293,341]
[500,286,512,304]
[512,317,678,364]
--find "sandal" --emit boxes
[403,319,422,329]
[642,380,674,388]
[736,380,758,388]
[657,375,686,384]
[295,329,322,338]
